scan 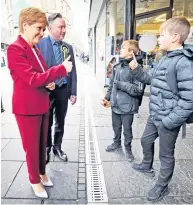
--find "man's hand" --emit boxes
[129,51,138,70]
[45,82,55,91]
[70,95,77,105]
[63,55,72,73]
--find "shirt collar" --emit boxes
[49,35,62,45]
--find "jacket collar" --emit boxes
[17,35,34,50]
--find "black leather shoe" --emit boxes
[46,147,51,164]
[53,149,68,161]
[132,163,155,177]
[125,150,134,162]
[147,184,169,202]
[106,143,122,152]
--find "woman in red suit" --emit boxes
[7,7,72,198]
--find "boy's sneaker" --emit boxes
[132,163,155,176]
[147,184,169,202]
[106,143,122,152]
[125,150,134,162]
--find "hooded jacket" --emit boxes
[131,44,193,129]
[105,57,144,114]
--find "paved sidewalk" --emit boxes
[1,60,193,204]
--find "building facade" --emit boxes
[88,0,193,89]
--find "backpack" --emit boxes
[166,55,193,138]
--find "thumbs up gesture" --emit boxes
[129,51,138,70]
[63,55,72,73]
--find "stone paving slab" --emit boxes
[1,139,25,161]
[109,197,165,204]
[54,139,79,162]
[1,198,78,204]
[1,123,20,139]
[5,162,78,200]
[64,125,80,140]
[1,161,23,197]
[1,139,11,151]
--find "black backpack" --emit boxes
[166,55,193,138]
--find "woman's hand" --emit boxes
[45,82,55,91]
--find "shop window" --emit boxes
[136,0,170,14]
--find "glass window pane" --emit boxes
[173,0,193,26]
[136,13,167,35]
[136,0,170,14]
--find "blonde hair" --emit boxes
[19,7,47,33]
[122,40,139,54]
[160,16,190,43]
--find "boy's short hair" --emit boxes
[122,40,139,54]
[160,16,190,43]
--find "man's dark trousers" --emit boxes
[112,111,134,150]
[47,84,68,149]
[141,116,181,186]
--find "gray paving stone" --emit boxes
[1,139,25,161]
[1,198,78,204]
[109,197,165,204]
[63,125,79,140]
[95,127,114,140]
[79,163,85,168]
[77,198,86,204]
[79,173,85,178]
[102,161,157,199]
[1,123,20,139]
[78,190,86,198]
[78,178,85,184]
[54,140,79,162]
[44,199,78,204]
[6,162,78,200]
[78,184,85,191]
[164,195,193,204]
[79,167,85,173]
[65,114,80,126]
[98,139,127,162]
[1,161,23,197]
[1,198,41,204]
[1,139,11,151]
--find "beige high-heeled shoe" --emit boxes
[30,183,48,198]
[41,176,53,187]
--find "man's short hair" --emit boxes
[47,13,63,25]
[122,40,139,54]
[160,16,191,43]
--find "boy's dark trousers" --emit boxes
[112,111,134,150]
[141,116,181,187]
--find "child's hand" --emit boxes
[129,51,138,70]
[101,99,111,108]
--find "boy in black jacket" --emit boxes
[103,40,144,162]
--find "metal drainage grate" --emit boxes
[84,82,108,204]
[87,165,108,203]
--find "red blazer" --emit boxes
[7,35,67,115]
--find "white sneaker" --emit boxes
[30,183,48,198]
[41,176,53,187]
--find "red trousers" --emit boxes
[15,113,49,184]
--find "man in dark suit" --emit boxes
[37,13,77,162]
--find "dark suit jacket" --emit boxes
[7,35,67,115]
[37,36,77,97]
